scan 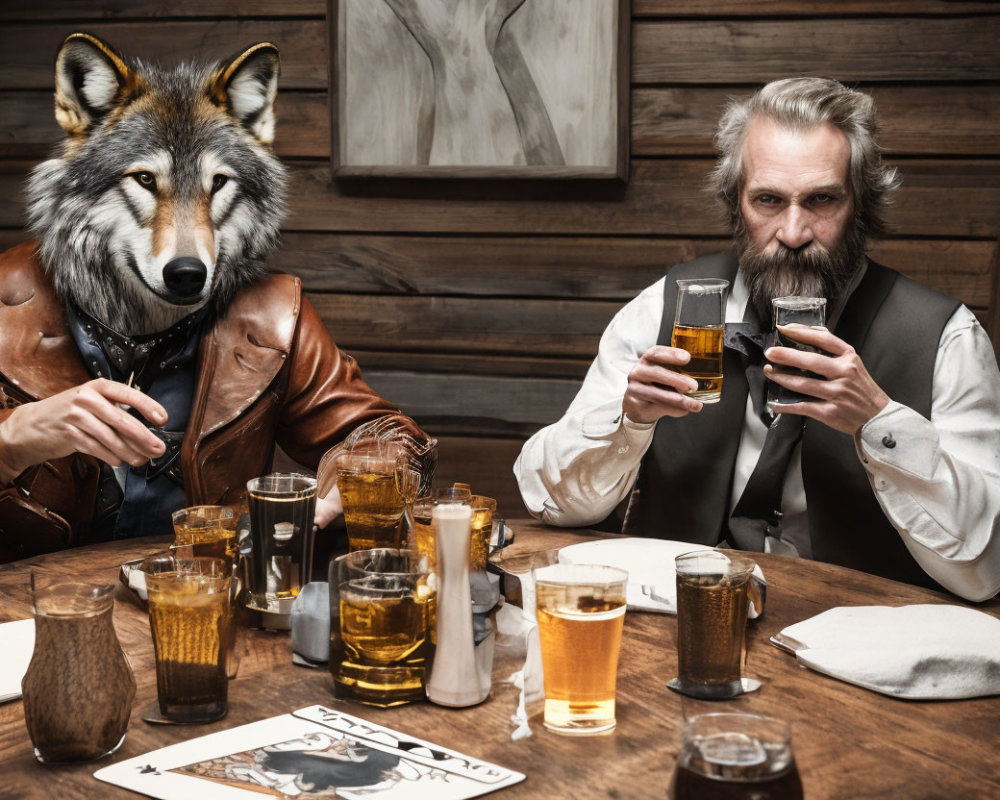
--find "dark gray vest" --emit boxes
[623,251,960,589]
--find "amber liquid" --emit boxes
[335,579,434,706]
[671,324,724,402]
[536,587,626,734]
[676,572,750,696]
[173,527,237,563]
[338,469,406,551]
[147,586,228,722]
[411,508,491,571]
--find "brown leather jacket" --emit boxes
[0,242,425,561]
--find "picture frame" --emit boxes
[329,0,630,180]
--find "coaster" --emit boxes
[666,677,762,699]
[141,700,227,725]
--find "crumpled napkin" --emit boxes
[558,538,766,618]
[0,618,34,703]
[775,604,1000,699]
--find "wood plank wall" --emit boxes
[1,1,998,518]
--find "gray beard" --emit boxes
[736,221,867,328]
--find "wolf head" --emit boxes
[27,33,288,335]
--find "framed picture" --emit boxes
[329,0,630,180]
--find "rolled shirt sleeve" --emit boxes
[514,280,665,526]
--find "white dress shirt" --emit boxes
[514,270,1000,602]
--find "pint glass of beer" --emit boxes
[245,474,317,613]
[331,548,435,707]
[336,444,407,552]
[672,279,730,404]
[670,713,804,800]
[534,563,628,735]
[767,296,827,407]
[141,555,235,723]
[674,551,755,699]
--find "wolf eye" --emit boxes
[130,171,157,192]
[211,174,229,194]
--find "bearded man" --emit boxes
[514,77,1000,601]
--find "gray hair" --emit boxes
[708,77,900,238]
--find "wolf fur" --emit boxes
[26,33,287,336]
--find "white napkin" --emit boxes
[0,618,35,703]
[558,538,765,617]
[776,605,1000,699]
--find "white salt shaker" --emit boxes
[426,503,490,706]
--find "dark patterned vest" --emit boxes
[621,251,960,589]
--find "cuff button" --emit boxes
[881,434,896,449]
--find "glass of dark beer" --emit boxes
[674,550,755,699]
[671,712,804,799]
[672,279,730,404]
[767,296,827,407]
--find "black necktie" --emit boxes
[724,302,805,551]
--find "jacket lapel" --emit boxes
[0,243,91,400]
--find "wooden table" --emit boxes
[1,521,998,799]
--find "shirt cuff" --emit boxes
[855,401,939,481]
[579,399,656,455]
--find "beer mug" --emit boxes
[672,279,730,404]
[670,713,804,799]
[245,473,317,614]
[330,549,435,707]
[672,550,756,699]
[767,295,827,407]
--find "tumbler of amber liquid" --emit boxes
[410,486,473,570]
[141,555,234,723]
[672,279,730,404]
[534,563,628,735]
[171,505,238,565]
[330,548,435,707]
[337,444,407,552]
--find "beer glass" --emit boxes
[534,563,628,735]
[171,505,238,564]
[469,495,497,571]
[245,473,317,613]
[336,443,407,551]
[673,551,755,699]
[767,296,827,407]
[330,549,435,707]
[410,485,473,569]
[672,279,730,403]
[670,713,804,799]
[141,555,235,723]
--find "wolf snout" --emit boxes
[163,257,207,300]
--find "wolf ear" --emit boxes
[54,33,136,135]
[211,43,280,145]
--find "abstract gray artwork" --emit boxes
[334,0,625,176]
